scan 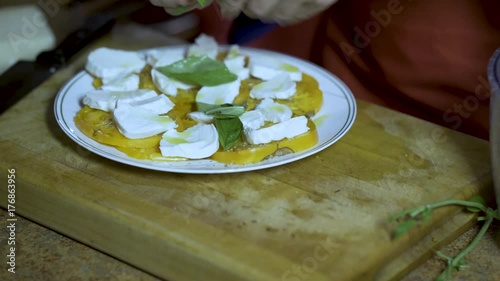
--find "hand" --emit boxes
[150,0,213,15]
[216,0,338,24]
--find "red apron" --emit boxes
[197,0,500,139]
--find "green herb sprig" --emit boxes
[390,196,499,280]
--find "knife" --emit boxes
[0,13,115,115]
[487,48,500,215]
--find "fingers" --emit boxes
[216,0,338,25]
[268,0,338,24]
[244,0,279,20]
[150,0,213,16]
[152,0,337,23]
[216,0,246,20]
[217,0,280,23]
[150,0,196,8]
[164,4,199,15]
[149,0,165,7]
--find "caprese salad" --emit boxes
[74,34,323,164]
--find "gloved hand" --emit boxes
[216,0,338,24]
[149,0,213,15]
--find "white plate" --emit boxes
[54,46,356,174]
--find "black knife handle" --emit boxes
[36,13,115,69]
[0,13,116,115]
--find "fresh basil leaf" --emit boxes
[206,105,245,117]
[215,117,243,151]
[197,102,220,113]
[197,102,233,113]
[197,103,245,117]
[197,0,210,7]
[156,56,237,86]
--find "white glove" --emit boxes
[150,0,213,15]
[216,0,338,24]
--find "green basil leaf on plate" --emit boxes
[197,103,245,117]
[206,105,245,117]
[215,117,243,151]
[196,102,220,113]
[156,55,237,86]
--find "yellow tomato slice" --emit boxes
[115,120,317,164]
[210,120,318,164]
[74,106,161,149]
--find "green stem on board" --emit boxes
[390,196,498,281]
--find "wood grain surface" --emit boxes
[0,38,493,281]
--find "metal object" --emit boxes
[487,48,500,213]
[0,0,147,115]
[0,13,115,114]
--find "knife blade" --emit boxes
[0,13,115,115]
[487,48,500,214]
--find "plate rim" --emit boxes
[54,46,357,174]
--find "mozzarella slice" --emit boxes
[196,79,241,105]
[144,50,163,66]
[153,51,185,67]
[231,67,250,80]
[82,89,158,112]
[113,104,177,139]
[187,33,218,59]
[160,123,219,159]
[85,47,146,84]
[151,68,195,97]
[144,49,184,66]
[244,116,310,145]
[101,74,140,92]
[250,73,296,99]
[239,110,264,130]
[188,111,214,124]
[224,45,250,80]
[255,98,292,123]
[225,45,245,68]
[118,94,174,115]
[249,56,302,81]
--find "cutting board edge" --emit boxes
[375,210,478,281]
[0,146,334,281]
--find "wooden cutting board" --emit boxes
[0,38,492,281]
